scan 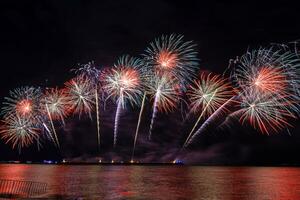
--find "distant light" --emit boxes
[43,160,53,164]
[172,159,184,164]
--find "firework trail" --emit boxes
[102,55,143,147]
[41,88,70,148]
[41,121,55,145]
[131,92,146,160]
[183,73,234,148]
[113,98,122,147]
[45,103,59,148]
[183,90,217,148]
[130,66,150,157]
[73,62,102,150]
[185,96,236,147]
[147,75,179,139]
[148,89,159,140]
[95,84,100,149]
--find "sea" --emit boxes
[0,164,300,199]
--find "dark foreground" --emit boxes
[1,164,300,199]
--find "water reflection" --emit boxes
[0,164,300,199]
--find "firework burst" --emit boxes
[143,34,198,87]
[232,47,300,107]
[73,62,102,151]
[42,88,70,123]
[65,74,95,118]
[102,55,144,147]
[40,88,71,147]
[1,87,42,119]
[183,72,235,148]
[231,46,300,133]
[0,115,40,152]
[236,89,296,134]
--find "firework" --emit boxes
[40,88,71,148]
[130,65,151,160]
[1,87,42,119]
[65,74,95,118]
[232,47,300,108]
[0,115,40,152]
[147,74,180,139]
[102,55,143,147]
[73,62,102,151]
[0,87,50,150]
[42,88,70,123]
[183,72,234,148]
[231,46,300,133]
[237,89,296,134]
[143,34,199,87]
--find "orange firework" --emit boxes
[252,66,287,95]
[1,87,42,120]
[144,34,198,85]
[15,99,33,117]
[119,68,140,91]
[156,51,178,73]
[102,58,143,108]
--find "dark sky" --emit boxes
[0,0,300,164]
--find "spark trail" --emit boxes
[182,89,218,148]
[113,97,122,147]
[148,89,160,140]
[45,103,60,148]
[185,96,235,147]
[95,85,101,150]
[131,92,147,160]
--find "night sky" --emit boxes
[1,1,300,164]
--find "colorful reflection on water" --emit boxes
[0,164,300,199]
